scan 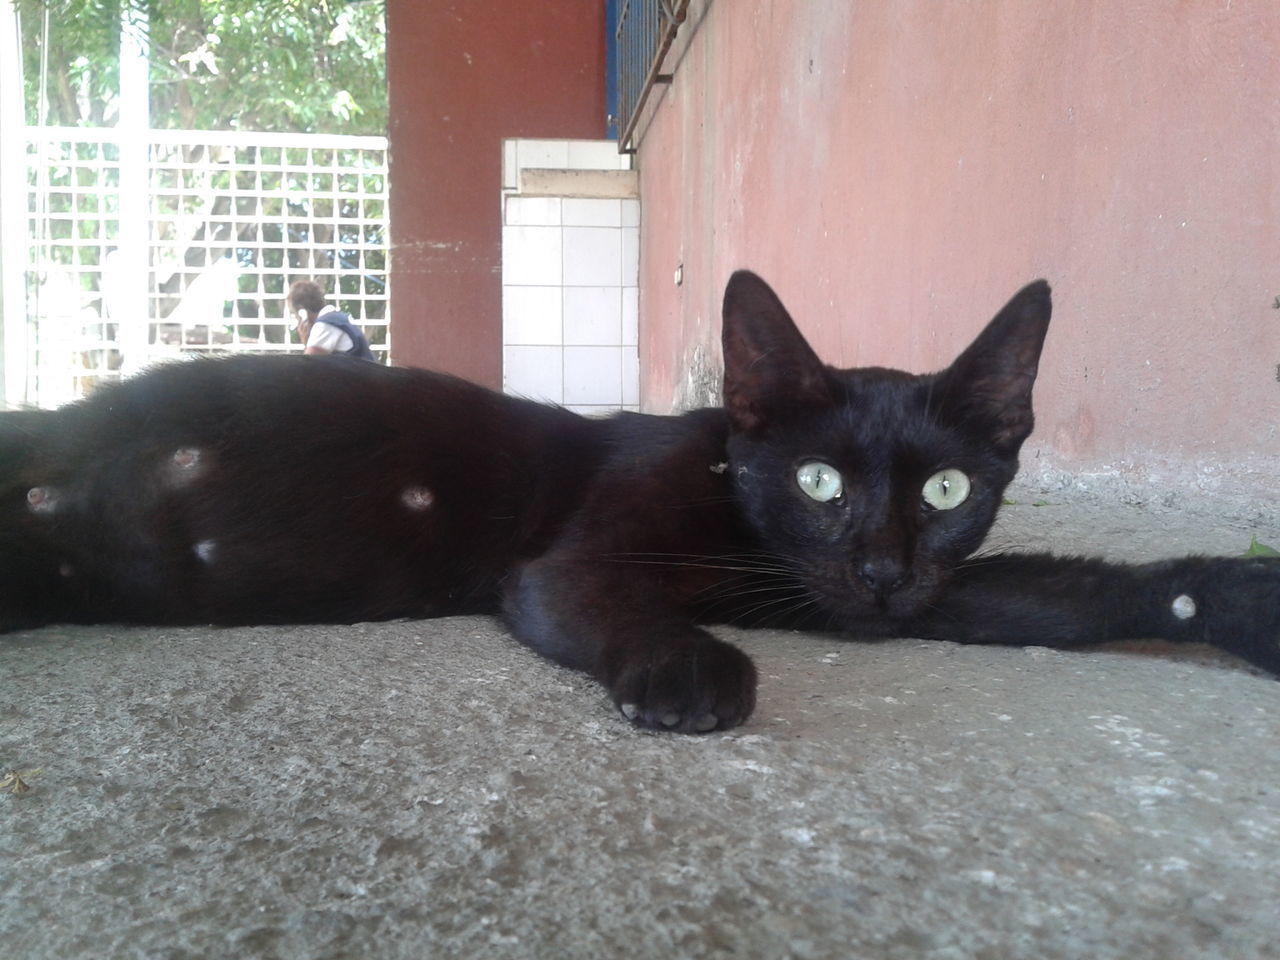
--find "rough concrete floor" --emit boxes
[3,482,1279,960]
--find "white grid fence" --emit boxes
[22,127,390,407]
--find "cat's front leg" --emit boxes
[502,555,757,733]
[1143,555,1280,674]
[597,625,758,733]
[908,552,1280,675]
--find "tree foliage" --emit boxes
[15,0,386,134]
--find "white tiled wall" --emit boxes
[501,140,639,416]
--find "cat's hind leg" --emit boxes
[0,410,80,630]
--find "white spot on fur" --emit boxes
[26,486,58,514]
[709,462,728,474]
[1171,594,1197,619]
[193,540,217,564]
[401,486,435,510]
[172,447,201,469]
[166,447,205,485]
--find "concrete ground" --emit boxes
[3,481,1279,960]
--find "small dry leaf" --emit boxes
[0,769,43,795]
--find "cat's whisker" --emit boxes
[687,567,808,602]
[700,580,810,610]
[694,575,821,625]
[731,592,827,627]
[916,599,968,629]
[606,549,790,564]
[689,568,789,593]
[603,552,799,578]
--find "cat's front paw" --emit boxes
[601,633,758,734]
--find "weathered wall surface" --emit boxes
[386,0,606,387]
[638,1,1279,497]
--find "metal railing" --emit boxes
[21,127,390,407]
[614,0,690,153]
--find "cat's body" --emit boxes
[4,271,1278,732]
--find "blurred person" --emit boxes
[287,280,375,361]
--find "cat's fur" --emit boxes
[3,271,1277,732]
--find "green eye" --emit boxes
[922,469,971,510]
[796,461,843,502]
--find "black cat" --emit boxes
[3,271,1277,732]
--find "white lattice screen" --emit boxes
[23,127,390,407]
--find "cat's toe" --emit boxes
[607,634,758,734]
[693,713,719,732]
[617,703,718,732]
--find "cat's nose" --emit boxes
[858,560,907,598]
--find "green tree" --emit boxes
[15,0,386,134]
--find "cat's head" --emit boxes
[721,270,1051,625]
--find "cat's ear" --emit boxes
[937,280,1052,454]
[721,271,832,433]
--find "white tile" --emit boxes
[563,346,623,405]
[517,139,570,170]
[563,227,621,287]
[502,139,518,189]
[622,347,640,406]
[621,226,639,286]
[503,286,562,345]
[502,225,562,286]
[621,198,640,227]
[504,345,563,403]
[563,198,621,227]
[564,287,621,345]
[567,140,624,170]
[621,287,638,345]
[505,196,561,226]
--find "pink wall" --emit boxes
[386,0,606,388]
[638,1,1279,493]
